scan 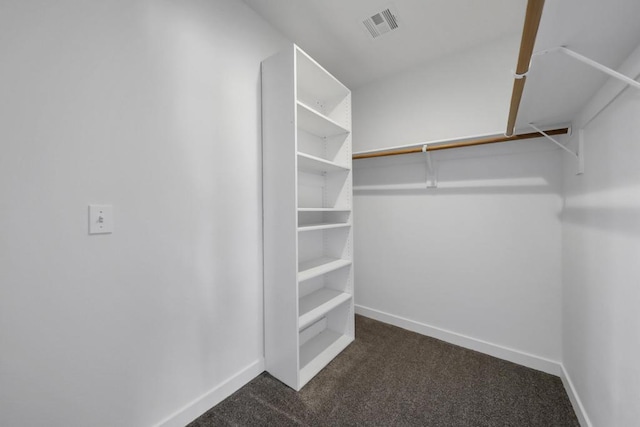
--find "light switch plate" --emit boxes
[89,205,113,234]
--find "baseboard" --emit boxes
[559,364,592,427]
[355,305,562,376]
[154,358,265,427]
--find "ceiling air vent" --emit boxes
[362,7,399,39]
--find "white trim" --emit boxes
[153,358,265,427]
[559,364,593,427]
[355,305,561,376]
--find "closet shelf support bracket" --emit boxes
[529,123,583,175]
[534,46,640,91]
[422,145,437,188]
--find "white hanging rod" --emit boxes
[534,46,640,91]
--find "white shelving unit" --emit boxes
[262,44,354,391]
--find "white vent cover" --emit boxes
[362,6,399,39]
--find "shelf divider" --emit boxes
[298,223,350,232]
[298,208,351,212]
[297,101,350,137]
[299,257,352,282]
[297,152,350,174]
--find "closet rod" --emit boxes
[352,128,569,160]
[505,0,546,136]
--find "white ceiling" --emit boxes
[243,0,527,88]
[245,0,640,133]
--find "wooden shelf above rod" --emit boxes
[353,128,569,160]
[506,0,546,136]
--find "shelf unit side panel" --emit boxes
[324,170,352,209]
[343,94,353,166]
[297,171,325,208]
[262,46,299,389]
[326,92,352,133]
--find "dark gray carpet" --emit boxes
[190,315,579,426]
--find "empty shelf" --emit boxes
[297,102,349,138]
[296,47,350,107]
[299,257,352,282]
[298,223,350,232]
[298,208,351,212]
[297,153,350,174]
[299,289,351,330]
[299,330,353,388]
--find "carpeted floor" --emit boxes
[190,315,579,426]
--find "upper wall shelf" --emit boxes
[352,128,569,159]
[350,0,640,172]
[513,0,640,132]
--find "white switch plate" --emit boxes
[89,205,114,234]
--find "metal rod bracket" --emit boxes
[534,46,640,91]
[577,129,585,175]
[422,145,437,188]
[513,70,529,80]
[529,123,584,175]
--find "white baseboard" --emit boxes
[559,364,592,427]
[355,305,562,376]
[154,358,265,427]
[357,306,593,426]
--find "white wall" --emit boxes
[0,1,286,426]
[353,36,519,153]
[561,43,640,427]
[353,35,564,369]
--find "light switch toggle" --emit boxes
[89,205,114,234]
